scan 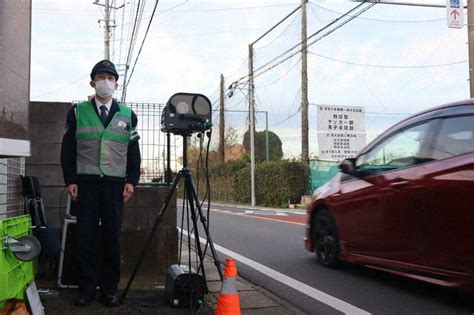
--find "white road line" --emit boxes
[207,203,306,214]
[244,210,288,216]
[178,228,370,315]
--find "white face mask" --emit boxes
[95,79,115,98]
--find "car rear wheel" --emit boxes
[312,209,340,268]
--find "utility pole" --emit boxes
[301,0,309,161]
[94,0,125,60]
[469,0,474,97]
[104,0,110,59]
[246,4,302,207]
[219,74,225,163]
[248,44,256,207]
[94,0,112,59]
[265,111,269,161]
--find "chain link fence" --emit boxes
[127,103,179,184]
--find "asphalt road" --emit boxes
[177,202,474,314]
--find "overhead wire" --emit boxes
[31,74,89,98]
[308,1,445,23]
[121,0,144,100]
[122,0,190,100]
[229,2,375,88]
[213,2,377,133]
[117,0,127,69]
[126,0,161,87]
[255,56,301,88]
[265,86,301,127]
[172,3,299,12]
[254,10,300,50]
[308,51,468,68]
[256,2,375,74]
[307,3,401,131]
[33,2,297,14]
[270,105,301,127]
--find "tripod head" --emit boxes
[180,129,212,170]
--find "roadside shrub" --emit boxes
[195,159,310,207]
[233,160,310,207]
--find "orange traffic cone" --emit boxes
[215,258,241,315]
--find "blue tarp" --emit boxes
[309,160,339,191]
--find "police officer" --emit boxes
[60,60,141,307]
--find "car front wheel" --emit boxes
[312,209,340,268]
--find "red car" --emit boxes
[305,100,474,292]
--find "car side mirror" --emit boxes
[339,158,356,174]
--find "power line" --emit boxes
[121,0,145,101]
[306,2,436,125]
[308,2,445,23]
[162,3,300,12]
[126,0,161,88]
[254,10,300,50]
[121,0,190,100]
[308,51,468,68]
[349,0,464,8]
[31,74,89,98]
[34,24,307,47]
[270,106,301,127]
[252,3,375,80]
[117,0,127,70]
[256,56,301,88]
[33,3,297,13]
[269,87,301,127]
[230,2,375,87]
[157,0,189,14]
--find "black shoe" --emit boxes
[74,296,94,306]
[100,294,121,307]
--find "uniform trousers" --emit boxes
[76,180,124,298]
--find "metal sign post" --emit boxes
[447,0,464,28]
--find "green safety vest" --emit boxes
[75,101,132,178]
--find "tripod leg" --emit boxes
[185,172,223,281]
[184,174,208,280]
[120,170,183,304]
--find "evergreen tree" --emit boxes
[243,130,283,162]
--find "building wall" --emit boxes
[27,101,177,286]
[0,0,31,139]
[0,0,31,218]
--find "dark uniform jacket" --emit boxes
[61,98,141,186]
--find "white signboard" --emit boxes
[447,0,464,29]
[316,105,366,161]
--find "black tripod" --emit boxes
[120,133,223,303]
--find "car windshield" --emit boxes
[356,122,431,173]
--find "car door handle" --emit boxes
[389,180,409,189]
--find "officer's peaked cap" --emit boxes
[90,60,119,80]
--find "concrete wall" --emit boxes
[27,102,70,227]
[27,101,177,286]
[0,0,31,140]
[120,186,177,288]
[0,0,31,217]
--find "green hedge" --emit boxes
[233,160,310,207]
[195,160,310,207]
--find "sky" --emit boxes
[30,0,470,159]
